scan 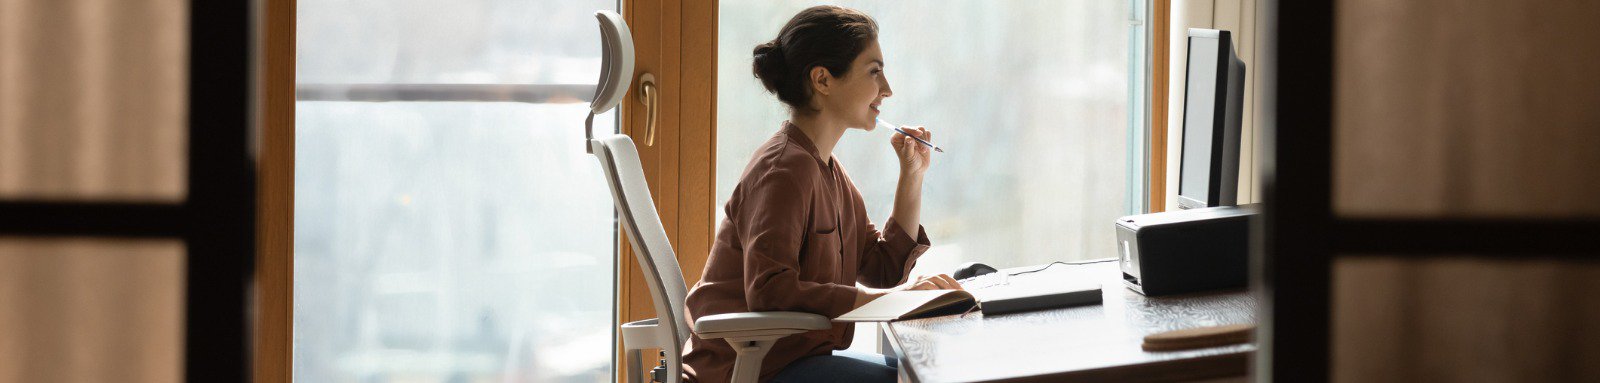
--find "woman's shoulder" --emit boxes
[738,131,824,189]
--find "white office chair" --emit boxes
[586,12,828,383]
[590,135,832,383]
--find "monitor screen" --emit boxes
[1179,34,1220,207]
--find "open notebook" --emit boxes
[834,290,977,322]
[834,282,1103,322]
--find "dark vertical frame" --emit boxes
[0,0,256,381]
[187,0,256,381]
[1260,0,1333,381]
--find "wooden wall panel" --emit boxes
[1327,1,1600,380]
[0,239,185,383]
[0,0,187,201]
[1332,257,1600,382]
[1333,0,1600,217]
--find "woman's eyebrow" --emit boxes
[871,59,884,67]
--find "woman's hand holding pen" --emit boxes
[885,124,930,239]
[890,126,933,176]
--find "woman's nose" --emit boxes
[880,76,893,98]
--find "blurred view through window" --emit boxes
[295,0,617,382]
[719,1,1149,279]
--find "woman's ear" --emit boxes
[809,66,833,96]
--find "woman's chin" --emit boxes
[850,119,876,131]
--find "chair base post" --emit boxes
[724,334,786,383]
[625,349,645,383]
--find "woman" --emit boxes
[681,6,961,383]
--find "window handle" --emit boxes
[637,73,658,146]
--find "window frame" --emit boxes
[258,0,295,382]
[259,0,650,382]
[1151,0,1172,213]
[612,2,720,382]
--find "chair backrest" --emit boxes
[590,134,692,369]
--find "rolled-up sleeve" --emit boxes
[855,217,932,288]
[738,165,859,318]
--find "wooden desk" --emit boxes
[880,261,1255,383]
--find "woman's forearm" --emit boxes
[890,170,924,236]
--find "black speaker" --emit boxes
[1115,204,1257,296]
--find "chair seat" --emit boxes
[694,312,831,337]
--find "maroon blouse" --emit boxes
[680,122,931,383]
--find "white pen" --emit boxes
[875,118,944,153]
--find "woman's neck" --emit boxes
[789,112,847,162]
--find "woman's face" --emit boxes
[817,40,892,130]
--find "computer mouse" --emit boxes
[952,262,999,280]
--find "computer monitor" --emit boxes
[1177,28,1246,210]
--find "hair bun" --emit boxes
[751,41,788,94]
[753,42,786,71]
[754,41,785,64]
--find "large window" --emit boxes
[294,1,617,382]
[718,1,1148,276]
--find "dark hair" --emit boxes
[752,6,879,112]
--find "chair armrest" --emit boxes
[620,317,675,350]
[694,312,831,338]
[696,312,829,383]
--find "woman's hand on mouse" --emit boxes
[890,126,932,176]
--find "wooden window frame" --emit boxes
[615,1,718,381]
[1150,0,1171,213]
[256,0,295,382]
[253,1,705,381]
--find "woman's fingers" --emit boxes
[934,274,960,288]
[902,274,964,291]
[940,274,962,290]
[904,127,931,156]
